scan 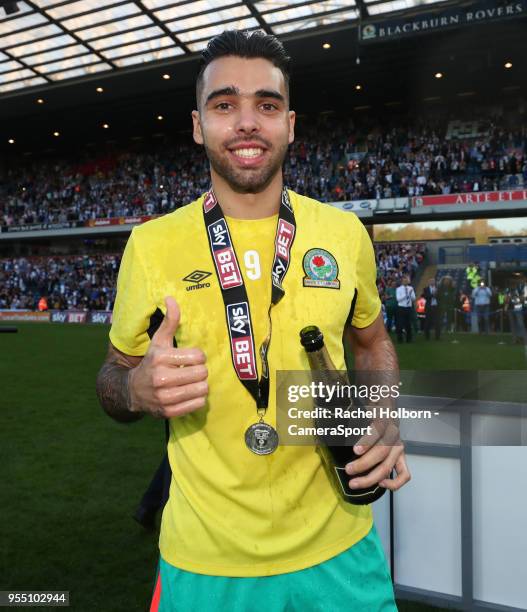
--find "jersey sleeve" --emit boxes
[109,227,155,356]
[351,219,382,329]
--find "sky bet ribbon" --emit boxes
[203,188,296,455]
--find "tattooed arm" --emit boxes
[345,311,399,375]
[343,313,411,492]
[96,297,209,424]
[96,343,144,423]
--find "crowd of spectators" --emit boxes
[1,146,209,228]
[2,107,526,228]
[375,241,426,291]
[285,117,527,203]
[1,246,523,344]
[1,242,428,312]
[0,254,119,311]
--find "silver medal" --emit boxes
[245,422,279,455]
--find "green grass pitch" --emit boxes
[1,323,524,611]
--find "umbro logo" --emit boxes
[182,270,212,291]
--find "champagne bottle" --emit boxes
[300,325,386,505]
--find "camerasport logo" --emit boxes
[227,302,257,380]
[182,270,212,291]
[303,248,340,289]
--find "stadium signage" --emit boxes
[0,214,157,234]
[360,0,525,42]
[50,311,68,323]
[342,201,372,210]
[89,311,113,324]
[413,189,527,206]
[87,215,155,228]
[1,222,73,233]
[123,216,151,224]
[0,311,50,321]
[50,310,88,323]
[329,200,375,211]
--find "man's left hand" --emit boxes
[345,423,411,491]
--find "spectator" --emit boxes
[423,277,440,340]
[465,263,481,290]
[504,289,526,344]
[438,275,458,334]
[383,279,397,332]
[416,293,426,333]
[472,280,492,333]
[459,290,471,332]
[395,275,416,343]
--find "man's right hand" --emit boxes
[128,296,208,418]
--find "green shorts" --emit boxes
[149,525,397,612]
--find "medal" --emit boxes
[245,422,279,455]
[203,188,296,455]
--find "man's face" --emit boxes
[192,56,295,194]
[429,278,436,287]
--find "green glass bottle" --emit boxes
[300,325,386,505]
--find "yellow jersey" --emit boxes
[109,189,381,577]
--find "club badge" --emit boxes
[303,248,340,289]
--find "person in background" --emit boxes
[423,277,440,340]
[505,288,526,344]
[438,275,458,334]
[395,275,416,343]
[465,262,481,290]
[384,278,397,333]
[472,280,492,333]
[416,292,426,333]
[489,286,501,333]
[459,290,471,332]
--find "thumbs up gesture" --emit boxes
[128,297,208,418]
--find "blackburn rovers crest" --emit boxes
[303,248,340,289]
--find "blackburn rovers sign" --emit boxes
[360,0,525,42]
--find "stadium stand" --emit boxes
[0,254,118,311]
[1,243,428,312]
[375,242,426,287]
[2,107,526,229]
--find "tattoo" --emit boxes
[95,345,143,423]
[345,316,399,375]
[356,334,399,374]
[345,317,401,446]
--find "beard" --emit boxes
[202,136,289,194]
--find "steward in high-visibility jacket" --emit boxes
[466,265,480,289]
[416,296,426,318]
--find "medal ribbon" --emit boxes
[203,187,296,417]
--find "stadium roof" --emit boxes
[0,0,451,96]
